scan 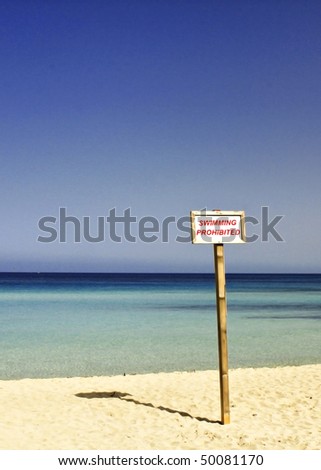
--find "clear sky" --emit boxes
[1,0,321,273]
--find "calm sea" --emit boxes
[0,273,320,380]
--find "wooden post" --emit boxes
[214,244,230,425]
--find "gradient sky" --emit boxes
[1,0,321,272]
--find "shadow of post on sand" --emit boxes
[75,391,221,424]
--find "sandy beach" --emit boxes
[0,364,320,450]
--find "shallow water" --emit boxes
[0,273,320,379]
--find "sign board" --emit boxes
[190,210,246,244]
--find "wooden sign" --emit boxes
[190,210,246,244]
[190,209,246,425]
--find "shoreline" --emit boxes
[1,364,320,450]
[3,359,321,382]
[0,361,321,384]
[2,361,320,383]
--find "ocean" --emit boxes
[0,273,320,380]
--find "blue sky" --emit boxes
[1,0,321,272]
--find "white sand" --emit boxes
[0,364,320,450]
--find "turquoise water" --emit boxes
[0,273,320,379]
